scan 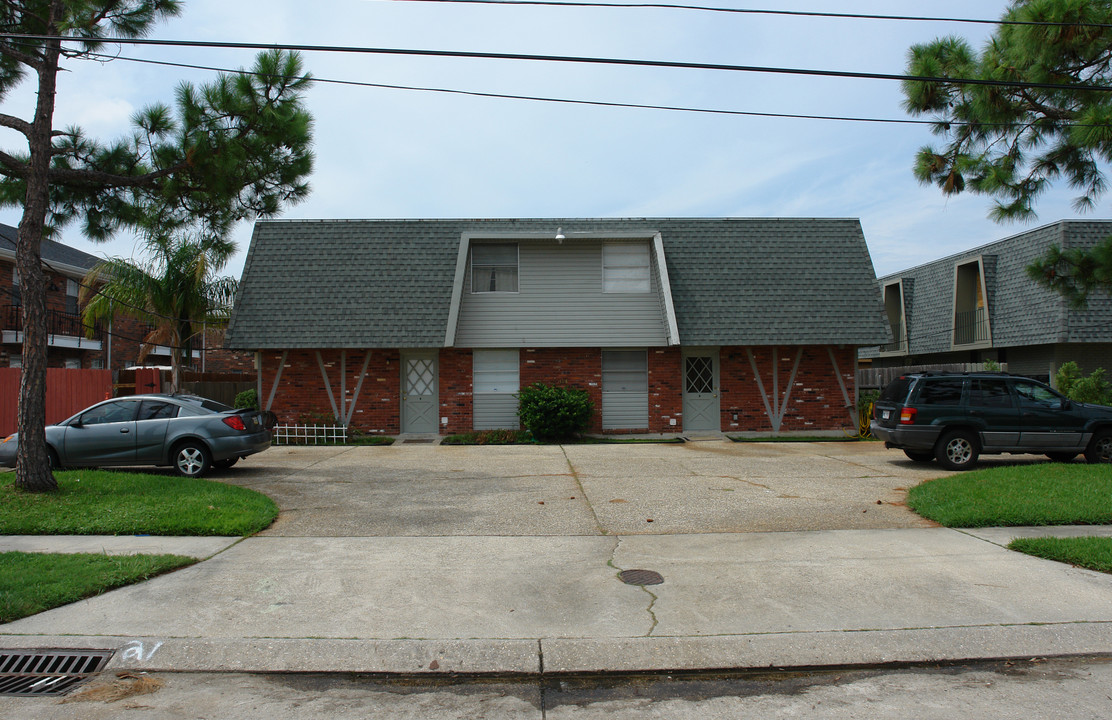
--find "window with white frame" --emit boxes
[65,278,79,315]
[603,242,651,293]
[64,357,81,369]
[9,355,21,368]
[471,244,519,293]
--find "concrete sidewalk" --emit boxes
[2,442,1111,675]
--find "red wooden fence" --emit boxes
[0,368,114,436]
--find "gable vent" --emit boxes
[0,649,113,696]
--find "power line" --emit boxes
[4,32,1112,93]
[386,0,1112,28]
[95,50,1112,128]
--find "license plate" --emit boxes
[881,410,890,420]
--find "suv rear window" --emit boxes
[879,377,914,403]
[915,378,965,405]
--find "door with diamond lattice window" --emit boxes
[401,352,438,433]
[682,349,719,433]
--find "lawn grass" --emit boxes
[907,463,1112,527]
[0,551,196,623]
[0,469,278,536]
[1007,537,1112,574]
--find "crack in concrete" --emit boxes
[715,474,774,492]
[560,445,605,535]
[607,536,660,637]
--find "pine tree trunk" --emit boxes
[14,4,63,493]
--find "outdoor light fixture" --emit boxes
[555,227,565,242]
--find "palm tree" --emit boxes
[81,232,238,393]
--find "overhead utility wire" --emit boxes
[387,0,1112,28]
[5,33,1112,93]
[96,50,1107,128]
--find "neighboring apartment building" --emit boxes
[1,223,252,373]
[860,220,1112,383]
[226,218,890,435]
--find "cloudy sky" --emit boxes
[0,0,1098,279]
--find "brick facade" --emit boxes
[257,345,860,436]
[2,257,253,373]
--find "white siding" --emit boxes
[473,349,520,430]
[455,240,669,347]
[602,350,648,430]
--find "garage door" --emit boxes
[602,350,648,430]
[473,349,520,430]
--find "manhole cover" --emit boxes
[618,569,664,586]
[0,649,113,696]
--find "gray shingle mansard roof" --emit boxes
[863,220,1112,356]
[0,222,101,275]
[225,218,889,349]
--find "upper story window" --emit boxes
[471,243,518,293]
[603,242,651,293]
[66,278,79,315]
[952,258,991,347]
[880,280,907,354]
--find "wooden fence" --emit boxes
[0,368,113,436]
[858,362,1009,391]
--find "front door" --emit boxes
[683,349,719,433]
[401,351,438,434]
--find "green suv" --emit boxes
[871,372,1112,470]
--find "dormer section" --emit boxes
[951,256,992,349]
[446,232,679,348]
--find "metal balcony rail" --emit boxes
[953,307,989,345]
[3,306,103,341]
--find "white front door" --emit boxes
[683,349,719,433]
[401,352,438,433]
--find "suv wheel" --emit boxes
[936,430,979,471]
[903,449,935,463]
[1084,430,1112,464]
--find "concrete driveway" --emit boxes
[221,440,943,537]
[5,439,1111,677]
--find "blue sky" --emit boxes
[0,0,1098,278]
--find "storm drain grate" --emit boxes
[619,569,664,586]
[0,649,113,696]
[401,438,435,444]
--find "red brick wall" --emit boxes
[521,347,604,433]
[649,347,683,433]
[259,349,402,434]
[439,348,473,434]
[256,344,859,435]
[720,345,857,433]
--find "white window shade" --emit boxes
[603,243,650,293]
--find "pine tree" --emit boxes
[0,1,313,491]
[902,0,1112,304]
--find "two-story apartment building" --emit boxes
[860,220,1112,383]
[1,223,253,373]
[225,218,890,436]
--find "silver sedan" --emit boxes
[0,394,272,478]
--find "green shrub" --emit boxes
[234,388,259,410]
[1055,361,1112,405]
[516,383,594,441]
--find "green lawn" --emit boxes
[1007,537,1112,574]
[908,463,1112,575]
[0,551,195,623]
[0,468,278,621]
[0,469,278,536]
[907,463,1112,527]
